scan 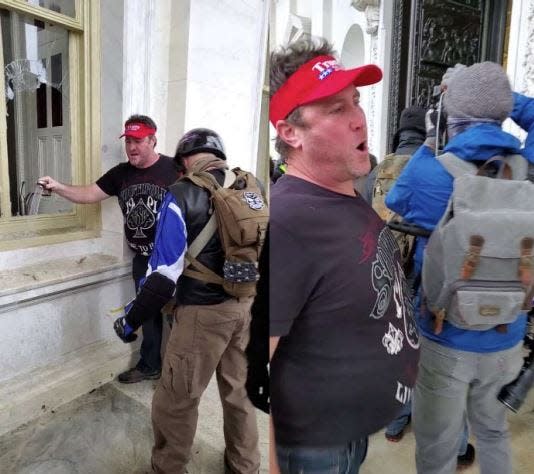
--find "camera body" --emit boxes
[498,309,534,412]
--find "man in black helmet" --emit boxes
[39,114,181,384]
[113,128,262,474]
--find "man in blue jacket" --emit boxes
[386,62,534,474]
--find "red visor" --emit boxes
[269,55,382,126]
[120,123,156,139]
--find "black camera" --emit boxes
[498,310,534,412]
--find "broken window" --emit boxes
[1,7,72,216]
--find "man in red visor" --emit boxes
[269,37,420,473]
[39,115,181,383]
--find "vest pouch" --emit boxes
[447,281,526,330]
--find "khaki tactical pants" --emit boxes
[151,297,260,474]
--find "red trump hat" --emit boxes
[269,55,382,126]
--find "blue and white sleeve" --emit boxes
[144,191,188,285]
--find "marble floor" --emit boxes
[0,377,269,474]
[0,376,532,473]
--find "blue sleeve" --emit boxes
[510,92,534,163]
[385,145,453,230]
[141,191,188,286]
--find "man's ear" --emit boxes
[275,120,303,150]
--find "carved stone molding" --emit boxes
[284,13,312,44]
[387,0,405,152]
[351,0,379,11]
[351,1,380,35]
[524,0,534,94]
[365,6,380,35]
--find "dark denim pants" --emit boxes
[276,438,368,474]
[132,253,162,372]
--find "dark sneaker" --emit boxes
[457,443,475,470]
[118,367,161,384]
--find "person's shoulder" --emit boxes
[155,154,178,169]
[157,153,174,163]
[99,161,130,178]
[168,176,190,192]
[270,176,323,223]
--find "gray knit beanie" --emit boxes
[443,62,513,122]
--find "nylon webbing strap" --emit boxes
[184,169,236,265]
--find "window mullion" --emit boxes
[0,18,12,219]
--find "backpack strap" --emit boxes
[439,152,528,181]
[437,152,478,178]
[184,168,236,266]
[460,235,485,279]
[499,154,528,180]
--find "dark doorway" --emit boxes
[387,0,510,152]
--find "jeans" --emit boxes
[413,337,523,474]
[385,401,470,455]
[132,253,162,372]
[276,438,368,474]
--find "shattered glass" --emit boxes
[2,8,72,216]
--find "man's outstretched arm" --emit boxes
[38,176,110,203]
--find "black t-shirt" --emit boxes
[96,154,178,255]
[270,175,420,447]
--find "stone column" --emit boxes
[351,0,382,159]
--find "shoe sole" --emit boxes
[385,432,404,442]
[117,373,161,384]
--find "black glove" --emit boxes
[246,361,269,414]
[113,314,137,343]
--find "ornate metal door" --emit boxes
[387,0,509,152]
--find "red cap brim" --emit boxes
[119,130,153,139]
[119,123,156,139]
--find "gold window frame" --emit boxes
[0,0,101,250]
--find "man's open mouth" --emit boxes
[356,141,367,152]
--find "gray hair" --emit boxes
[270,37,336,158]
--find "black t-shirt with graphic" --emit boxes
[96,155,178,256]
[270,175,420,447]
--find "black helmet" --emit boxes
[175,128,226,161]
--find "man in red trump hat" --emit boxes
[39,114,180,383]
[269,37,420,473]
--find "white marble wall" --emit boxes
[182,0,268,171]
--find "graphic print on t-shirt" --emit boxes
[119,183,167,255]
[371,228,420,352]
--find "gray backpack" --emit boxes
[422,152,534,333]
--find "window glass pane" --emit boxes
[2,8,73,216]
[51,53,62,126]
[27,0,76,19]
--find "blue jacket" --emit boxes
[385,93,534,352]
